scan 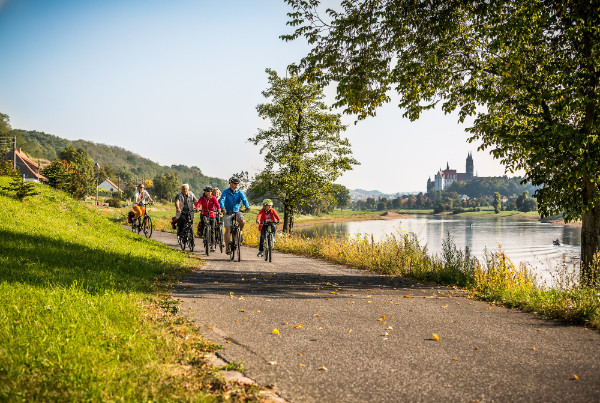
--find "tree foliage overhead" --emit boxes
[284,0,600,283]
[249,68,358,232]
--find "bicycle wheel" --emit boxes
[216,226,223,253]
[236,228,241,262]
[229,230,236,261]
[143,216,153,238]
[204,223,210,256]
[178,227,186,250]
[265,233,271,262]
[188,225,195,252]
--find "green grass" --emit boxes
[0,178,261,401]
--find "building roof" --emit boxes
[3,148,47,182]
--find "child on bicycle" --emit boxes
[256,199,280,257]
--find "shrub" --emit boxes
[106,198,121,208]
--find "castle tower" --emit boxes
[466,152,474,181]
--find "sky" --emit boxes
[0,0,517,194]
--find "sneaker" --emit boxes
[257,251,263,257]
[226,248,231,254]
[210,246,216,252]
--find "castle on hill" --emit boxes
[427,152,475,192]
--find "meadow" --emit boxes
[0,178,262,401]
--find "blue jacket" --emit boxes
[219,187,250,213]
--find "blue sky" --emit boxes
[0,0,514,193]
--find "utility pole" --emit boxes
[12,136,16,170]
[95,161,100,205]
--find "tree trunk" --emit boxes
[282,202,295,234]
[581,177,600,286]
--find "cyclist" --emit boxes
[195,185,220,251]
[212,187,225,249]
[132,183,153,227]
[174,184,197,238]
[219,176,250,254]
[256,199,280,257]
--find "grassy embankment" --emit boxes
[0,178,262,401]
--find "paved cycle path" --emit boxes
[152,230,600,402]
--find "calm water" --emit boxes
[297,215,581,285]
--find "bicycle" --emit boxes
[176,211,195,252]
[228,211,242,262]
[214,213,224,253]
[260,221,278,262]
[131,202,153,238]
[198,209,218,256]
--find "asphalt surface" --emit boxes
[151,230,600,402]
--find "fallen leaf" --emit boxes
[368,301,373,304]
[298,353,303,356]
[572,375,579,380]
[432,333,440,341]
[207,326,214,329]
[387,326,393,330]
[299,364,306,367]
[293,324,303,329]
[272,329,279,335]
[474,346,479,350]
[453,357,459,361]
[314,313,321,317]
[488,307,492,310]
[348,329,352,333]
[226,340,231,343]
[268,361,277,366]
[404,295,412,298]
[318,366,328,371]
[537,328,542,331]
[529,347,536,351]
[442,304,448,308]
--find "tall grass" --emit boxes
[243,224,600,328]
[0,178,261,401]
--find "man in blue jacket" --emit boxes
[219,176,250,254]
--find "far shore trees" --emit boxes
[284,0,600,284]
[249,68,358,233]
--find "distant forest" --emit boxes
[12,129,228,194]
[444,176,538,198]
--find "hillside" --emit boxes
[12,129,228,192]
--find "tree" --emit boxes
[332,184,351,210]
[1,173,39,201]
[0,113,12,153]
[153,172,180,201]
[43,146,94,199]
[493,192,502,214]
[249,68,359,233]
[284,0,600,284]
[516,191,530,212]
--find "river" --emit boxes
[296,214,581,286]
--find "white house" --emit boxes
[98,178,122,193]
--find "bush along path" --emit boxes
[147,229,600,402]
